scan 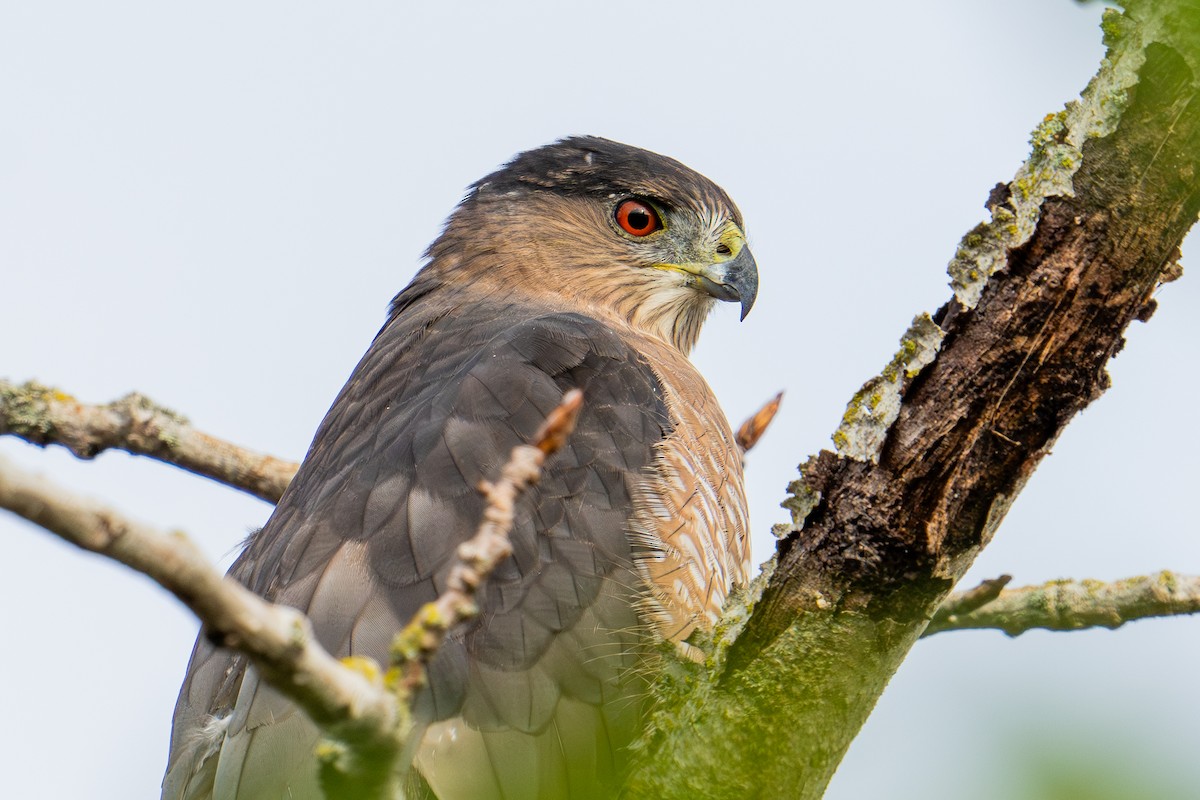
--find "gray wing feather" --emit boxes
[163,288,669,800]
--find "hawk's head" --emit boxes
[423,136,758,353]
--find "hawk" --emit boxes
[163,136,758,800]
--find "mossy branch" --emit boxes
[624,3,1200,798]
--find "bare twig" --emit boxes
[736,391,783,453]
[0,379,297,503]
[389,389,584,692]
[922,571,1200,637]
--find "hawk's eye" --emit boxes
[615,199,662,237]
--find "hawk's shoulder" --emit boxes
[164,291,675,798]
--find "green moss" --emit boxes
[624,609,925,799]
[625,642,710,757]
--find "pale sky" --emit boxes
[2,2,1197,798]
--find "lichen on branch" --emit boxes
[0,379,298,503]
[831,313,944,464]
[947,7,1150,308]
[924,571,1200,637]
[626,4,1200,798]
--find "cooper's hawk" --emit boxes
[163,136,758,800]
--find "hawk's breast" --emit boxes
[625,332,750,651]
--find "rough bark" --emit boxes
[621,3,1200,798]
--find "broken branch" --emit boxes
[736,391,784,453]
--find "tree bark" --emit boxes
[621,3,1200,797]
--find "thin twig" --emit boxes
[389,389,584,692]
[0,379,297,503]
[736,391,783,453]
[922,571,1200,637]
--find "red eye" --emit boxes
[615,199,662,237]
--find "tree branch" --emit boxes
[0,453,402,794]
[1,389,584,799]
[923,571,1200,637]
[0,379,297,503]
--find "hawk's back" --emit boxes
[164,279,747,799]
[164,135,755,800]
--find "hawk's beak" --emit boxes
[695,246,759,320]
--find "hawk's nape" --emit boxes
[162,136,757,800]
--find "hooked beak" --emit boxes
[695,245,759,320]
